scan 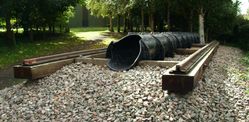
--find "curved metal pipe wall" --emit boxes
[107,32,200,71]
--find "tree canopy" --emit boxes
[0,0,248,48]
[84,0,239,35]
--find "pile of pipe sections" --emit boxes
[106,32,200,71]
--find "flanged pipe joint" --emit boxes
[106,32,200,71]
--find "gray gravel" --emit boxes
[164,54,189,61]
[0,46,248,121]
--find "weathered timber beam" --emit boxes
[23,48,106,66]
[76,57,179,68]
[138,60,179,68]
[162,42,219,93]
[84,53,107,58]
[192,43,205,47]
[75,58,108,66]
[175,47,200,55]
[14,59,75,80]
[175,41,217,73]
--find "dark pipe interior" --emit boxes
[108,35,142,71]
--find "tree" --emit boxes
[247,8,249,15]
[0,0,16,46]
[85,0,116,32]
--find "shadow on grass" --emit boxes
[0,32,107,70]
[0,30,125,90]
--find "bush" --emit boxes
[236,24,249,51]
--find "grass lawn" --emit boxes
[0,28,5,32]
[242,52,249,95]
[70,27,108,32]
[0,27,124,69]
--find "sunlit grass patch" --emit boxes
[242,52,249,65]
[71,27,111,41]
[73,31,106,40]
[246,90,249,95]
[0,36,84,69]
[71,27,108,32]
[242,52,249,95]
[0,28,24,33]
[0,28,5,32]
[101,38,117,45]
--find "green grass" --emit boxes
[244,15,249,20]
[242,52,249,95]
[0,35,97,69]
[71,27,126,33]
[242,52,249,65]
[0,27,124,69]
[0,28,24,33]
[70,27,108,32]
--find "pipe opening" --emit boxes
[107,35,142,71]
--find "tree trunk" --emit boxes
[189,9,193,32]
[6,17,11,33]
[52,25,55,33]
[130,20,134,32]
[205,28,209,42]
[60,24,62,33]
[117,15,121,33]
[149,13,155,32]
[29,26,34,42]
[43,26,46,32]
[5,17,16,46]
[109,15,114,32]
[49,25,52,33]
[141,9,145,32]
[129,13,133,32]
[166,0,171,31]
[199,8,205,44]
[65,24,70,33]
[16,27,18,34]
[123,14,127,32]
[127,13,131,31]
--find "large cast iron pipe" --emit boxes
[107,32,200,71]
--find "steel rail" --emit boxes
[23,48,106,66]
[173,41,218,74]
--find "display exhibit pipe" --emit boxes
[107,32,200,71]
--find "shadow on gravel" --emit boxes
[0,67,27,90]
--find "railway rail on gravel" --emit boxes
[14,41,219,93]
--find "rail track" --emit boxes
[162,41,219,93]
[14,48,106,79]
[23,48,106,66]
[13,41,219,93]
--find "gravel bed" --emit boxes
[164,54,189,61]
[0,46,248,121]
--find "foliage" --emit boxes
[0,18,5,27]
[85,0,134,17]
[0,0,79,34]
[0,0,247,49]
[228,15,249,51]
[84,0,240,36]
[242,52,249,95]
[242,52,249,65]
